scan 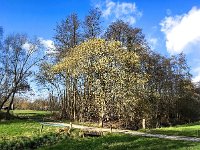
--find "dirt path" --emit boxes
[40,122,200,142]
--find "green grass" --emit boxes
[0,110,66,149]
[0,119,67,149]
[0,110,61,149]
[2,110,200,150]
[38,133,200,150]
[140,122,200,137]
[12,109,52,115]
[10,109,52,119]
[0,119,57,140]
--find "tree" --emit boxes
[104,20,145,49]
[54,13,82,119]
[0,27,4,100]
[53,38,147,127]
[83,8,102,39]
[36,62,63,113]
[47,11,200,129]
[54,13,81,59]
[0,34,44,114]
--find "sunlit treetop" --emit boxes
[53,38,140,77]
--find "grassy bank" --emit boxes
[140,121,200,137]
[0,119,67,149]
[39,133,200,150]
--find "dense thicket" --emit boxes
[40,8,200,129]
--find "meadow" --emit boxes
[1,110,200,150]
[39,133,200,150]
[140,122,200,137]
[11,109,53,119]
[0,110,65,149]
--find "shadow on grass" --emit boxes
[175,122,200,127]
[0,111,17,120]
[39,134,200,150]
[146,129,198,137]
[16,113,52,120]
[0,118,36,125]
[7,110,53,120]
[0,110,53,124]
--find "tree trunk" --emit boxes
[99,111,104,128]
[0,92,12,110]
[7,92,15,114]
[73,81,76,121]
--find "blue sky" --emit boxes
[1,0,200,85]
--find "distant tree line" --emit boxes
[13,96,60,111]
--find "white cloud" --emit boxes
[101,0,115,17]
[39,38,55,50]
[39,38,57,54]
[160,7,200,55]
[192,67,200,83]
[22,42,37,53]
[22,42,32,50]
[98,0,142,25]
[193,75,200,83]
[148,37,158,49]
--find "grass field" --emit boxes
[0,119,63,149]
[10,109,53,119]
[39,133,200,150]
[140,122,200,137]
[0,110,58,143]
[0,119,57,140]
[2,110,200,150]
[0,110,64,149]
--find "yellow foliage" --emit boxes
[53,38,140,77]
